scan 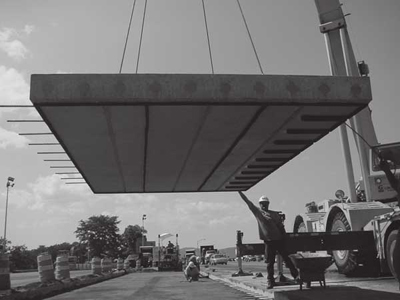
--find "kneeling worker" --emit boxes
[238,191,298,289]
[184,256,200,282]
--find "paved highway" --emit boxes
[10,270,93,288]
[47,271,255,300]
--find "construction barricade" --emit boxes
[101,257,111,273]
[37,253,55,283]
[0,254,10,290]
[124,258,130,270]
[117,258,124,270]
[55,254,70,280]
[91,257,101,275]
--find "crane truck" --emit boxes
[293,0,400,278]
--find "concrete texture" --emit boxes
[203,263,400,300]
[46,271,257,300]
[30,74,372,193]
[0,271,126,300]
[274,287,400,300]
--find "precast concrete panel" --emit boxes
[39,106,124,192]
[173,105,259,192]
[145,106,208,192]
[107,106,146,192]
[30,74,372,193]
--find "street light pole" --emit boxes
[4,177,15,251]
[141,214,147,246]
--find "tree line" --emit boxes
[3,215,146,271]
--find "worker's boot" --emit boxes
[267,279,275,289]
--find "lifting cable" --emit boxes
[136,0,148,73]
[119,0,137,73]
[236,0,264,74]
[201,0,214,74]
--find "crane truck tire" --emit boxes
[331,212,358,275]
[386,229,398,279]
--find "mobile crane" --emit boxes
[292,0,400,278]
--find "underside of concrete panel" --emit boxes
[30,74,372,193]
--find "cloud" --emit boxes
[23,25,35,35]
[209,215,240,226]
[0,127,30,148]
[2,174,92,213]
[0,28,29,61]
[0,66,30,105]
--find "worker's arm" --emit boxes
[238,191,262,218]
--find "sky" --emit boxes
[0,0,399,251]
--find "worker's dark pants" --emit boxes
[265,240,298,281]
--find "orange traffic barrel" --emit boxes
[91,257,101,275]
[124,258,130,270]
[37,253,55,283]
[0,254,10,290]
[55,255,70,280]
[101,257,111,273]
[117,258,124,270]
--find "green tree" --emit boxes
[122,225,146,254]
[70,242,89,263]
[46,242,73,261]
[75,215,122,258]
[9,245,36,271]
[0,238,12,253]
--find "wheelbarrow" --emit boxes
[289,253,334,290]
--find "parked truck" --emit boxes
[292,0,400,278]
[199,245,215,264]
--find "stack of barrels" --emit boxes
[0,254,10,290]
[37,253,55,283]
[117,258,124,270]
[91,257,101,275]
[55,254,70,280]
[101,257,112,273]
[124,258,130,270]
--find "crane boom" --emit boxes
[314,0,379,202]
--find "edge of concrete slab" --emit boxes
[0,270,127,300]
[201,271,274,299]
[203,270,400,300]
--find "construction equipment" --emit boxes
[139,246,154,268]
[157,233,182,271]
[292,0,400,278]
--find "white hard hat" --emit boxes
[259,195,270,203]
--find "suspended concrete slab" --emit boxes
[30,74,371,193]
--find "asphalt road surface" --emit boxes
[47,271,256,300]
[10,270,93,288]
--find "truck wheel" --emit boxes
[331,212,358,275]
[386,229,398,279]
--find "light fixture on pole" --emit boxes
[3,177,15,251]
[142,214,147,246]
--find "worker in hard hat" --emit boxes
[238,191,298,289]
[184,255,200,282]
